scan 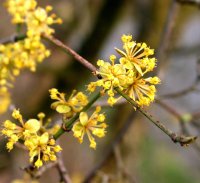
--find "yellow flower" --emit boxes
[25,132,62,168]
[26,6,62,38]
[124,76,160,107]
[88,55,128,106]
[2,109,62,168]
[6,0,37,24]
[72,106,107,149]
[89,34,160,108]
[1,0,62,108]
[49,88,88,119]
[115,34,156,75]
[1,109,41,151]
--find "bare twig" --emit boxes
[155,99,200,155]
[155,99,181,120]
[22,162,57,179]
[56,153,72,183]
[0,34,26,44]
[34,162,58,179]
[117,88,197,146]
[160,85,197,98]
[43,35,97,74]
[176,0,200,6]
[15,142,27,151]
[157,0,180,78]
[191,111,200,120]
[114,146,136,183]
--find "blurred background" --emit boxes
[1,0,200,182]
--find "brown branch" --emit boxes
[191,111,200,120]
[34,162,58,179]
[176,0,200,6]
[155,99,181,120]
[117,88,197,146]
[43,35,97,74]
[160,85,197,99]
[114,146,137,183]
[157,0,180,79]
[56,153,72,183]
[156,99,200,152]
[157,0,180,61]
[0,34,26,44]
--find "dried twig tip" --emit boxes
[171,133,197,146]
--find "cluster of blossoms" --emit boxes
[49,88,107,149]
[49,88,89,119]
[1,109,62,168]
[0,0,62,114]
[88,34,160,107]
[72,106,107,149]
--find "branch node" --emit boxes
[62,123,71,132]
[171,133,197,146]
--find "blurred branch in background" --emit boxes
[56,153,72,183]
[156,99,200,155]
[157,0,180,78]
[177,0,200,6]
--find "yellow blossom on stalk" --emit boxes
[49,88,88,119]
[89,34,160,107]
[1,109,62,168]
[88,55,130,106]
[25,132,62,168]
[72,106,107,149]
[124,76,160,107]
[115,34,156,75]
[1,109,41,151]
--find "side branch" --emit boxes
[0,34,26,44]
[44,35,97,73]
[53,92,101,140]
[57,153,72,183]
[177,0,200,6]
[116,88,197,146]
[46,36,197,146]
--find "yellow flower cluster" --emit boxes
[1,109,62,168]
[6,0,62,35]
[88,34,160,107]
[72,106,107,149]
[49,88,88,119]
[0,0,62,114]
[50,88,108,149]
